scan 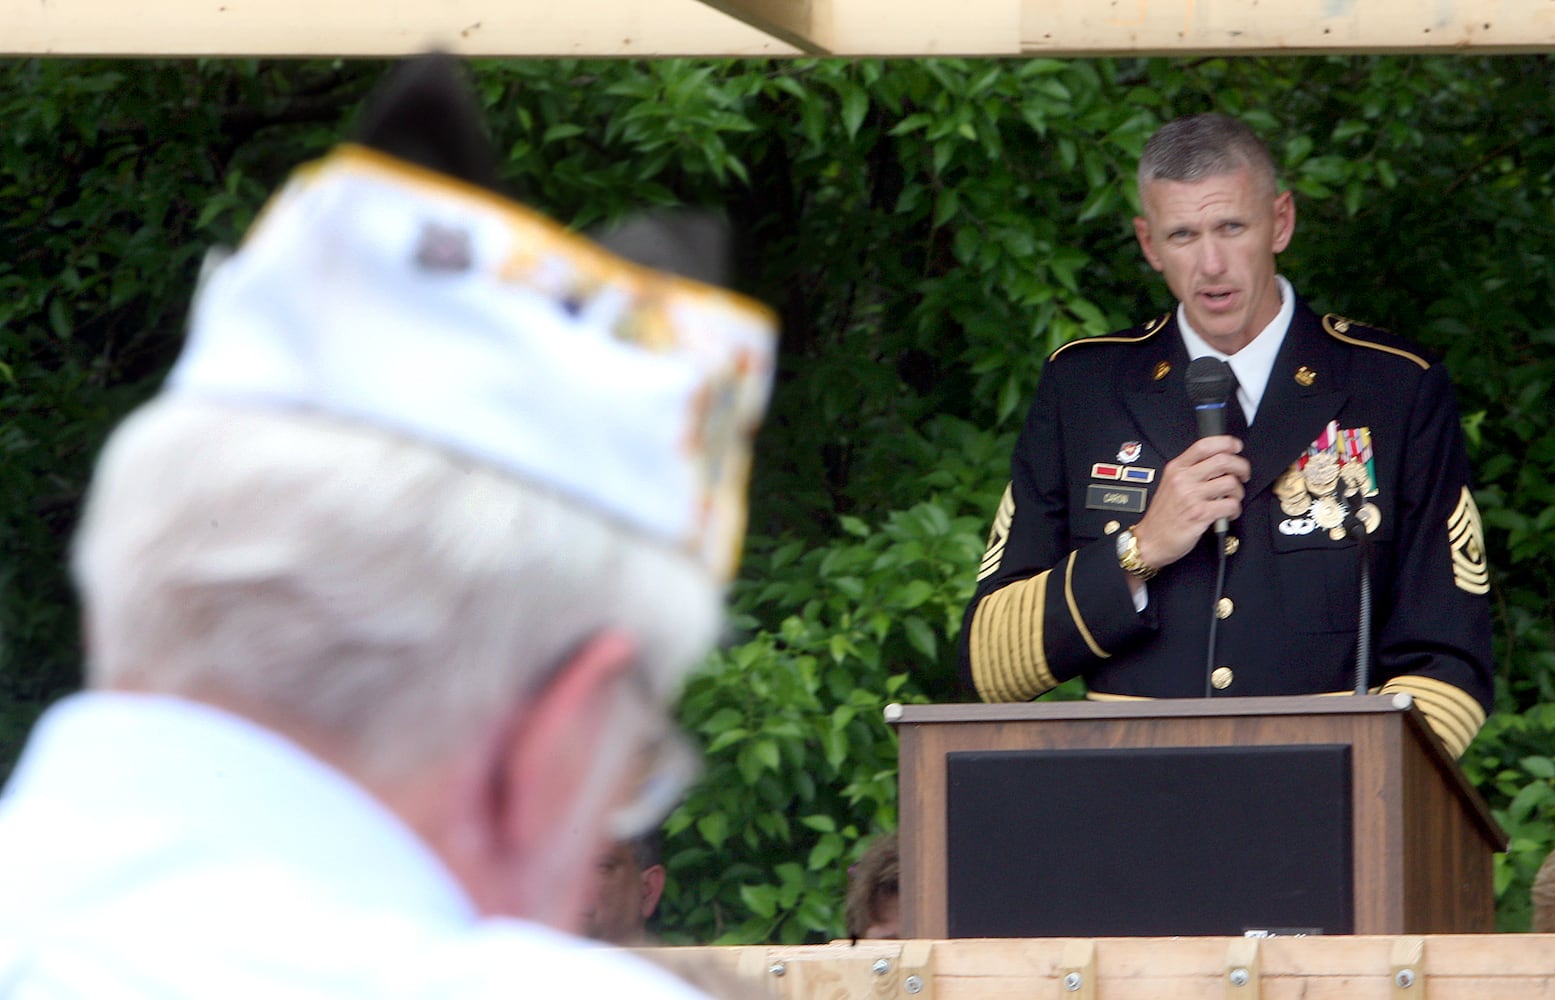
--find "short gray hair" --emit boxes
[72,399,721,773]
[1138,113,1279,199]
[627,828,663,869]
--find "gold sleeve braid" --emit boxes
[968,571,1059,702]
[1377,674,1487,758]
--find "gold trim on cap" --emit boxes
[330,145,775,326]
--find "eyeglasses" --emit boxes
[606,728,702,840]
[603,669,703,841]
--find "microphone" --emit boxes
[1346,506,1374,695]
[1184,357,1238,535]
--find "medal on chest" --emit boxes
[1275,421,1381,540]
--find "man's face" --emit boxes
[1133,165,1295,356]
[581,840,663,945]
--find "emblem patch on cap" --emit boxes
[413,222,474,272]
[1447,486,1489,595]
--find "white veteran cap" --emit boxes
[167,139,776,582]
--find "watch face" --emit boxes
[1116,529,1133,558]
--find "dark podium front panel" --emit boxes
[946,744,1353,937]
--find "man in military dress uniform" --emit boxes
[959,112,1492,757]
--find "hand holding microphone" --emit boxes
[1126,359,1251,573]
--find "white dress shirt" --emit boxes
[0,693,710,999]
[1177,275,1298,426]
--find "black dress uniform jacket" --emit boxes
[959,298,1493,756]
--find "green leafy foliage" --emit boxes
[1462,705,1555,932]
[2,55,1553,940]
[0,60,378,767]
[664,418,1002,942]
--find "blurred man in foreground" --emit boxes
[0,56,775,998]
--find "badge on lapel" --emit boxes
[1088,443,1157,513]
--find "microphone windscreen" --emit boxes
[1185,357,1236,408]
[1183,357,1237,536]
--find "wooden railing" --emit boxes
[641,935,1555,998]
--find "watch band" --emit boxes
[1116,527,1158,581]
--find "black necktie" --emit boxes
[1226,369,1249,440]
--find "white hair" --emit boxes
[71,398,721,771]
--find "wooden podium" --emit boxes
[889,695,1506,938]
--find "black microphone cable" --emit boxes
[1185,357,1238,698]
[1351,508,1374,695]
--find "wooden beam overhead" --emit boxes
[0,0,801,58]
[695,0,1023,55]
[2,0,1552,56]
[1017,0,1555,55]
[693,0,828,53]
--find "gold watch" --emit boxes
[1116,527,1157,581]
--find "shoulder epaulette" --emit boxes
[1047,313,1169,363]
[1321,313,1429,371]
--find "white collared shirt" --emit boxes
[1176,275,1297,426]
[0,693,710,999]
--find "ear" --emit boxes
[461,631,642,925]
[1270,189,1296,254]
[639,862,667,920]
[349,52,503,195]
[1133,215,1164,273]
